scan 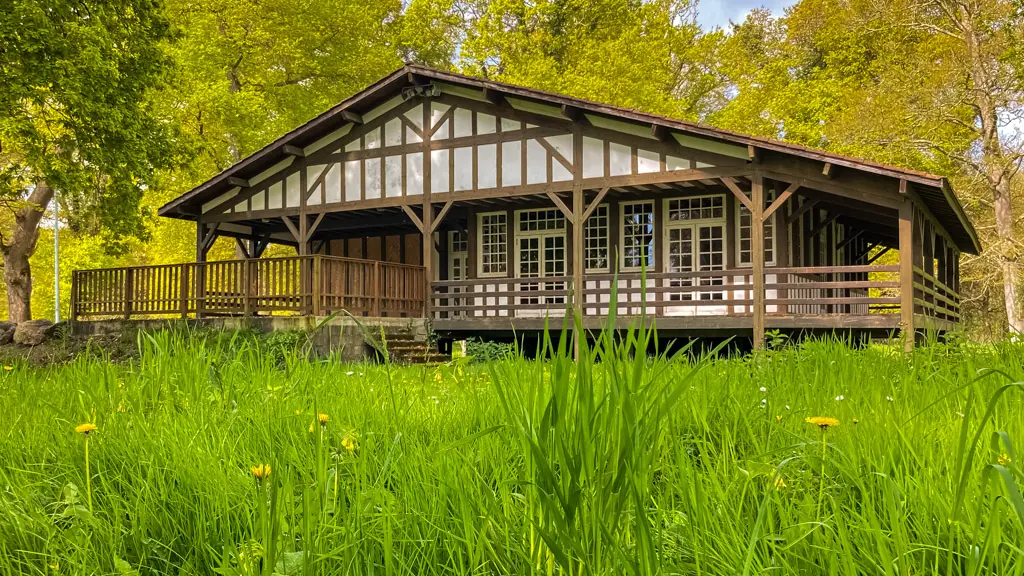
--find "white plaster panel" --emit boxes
[266,183,281,210]
[453,147,473,191]
[477,113,496,135]
[526,139,547,185]
[609,142,631,176]
[202,190,234,213]
[431,103,450,129]
[364,128,381,149]
[637,149,660,173]
[433,118,449,140]
[234,198,247,212]
[454,108,473,138]
[501,118,521,132]
[403,104,423,129]
[344,138,360,152]
[385,119,402,147]
[406,127,422,144]
[667,155,690,170]
[552,159,572,182]
[582,137,604,178]
[365,159,381,199]
[385,156,402,197]
[406,152,423,196]
[501,141,521,187]
[251,189,265,211]
[477,144,497,189]
[285,177,300,207]
[325,163,341,204]
[431,149,450,193]
[345,161,361,201]
[546,134,574,164]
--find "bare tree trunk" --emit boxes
[1,182,54,323]
[960,4,1024,333]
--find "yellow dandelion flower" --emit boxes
[998,453,1012,466]
[341,435,357,453]
[3,365,13,371]
[251,464,271,481]
[317,413,329,426]
[308,422,315,434]
[295,409,301,415]
[852,418,859,424]
[775,415,783,422]
[75,423,97,435]
[774,477,786,490]
[805,416,839,430]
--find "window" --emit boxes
[667,196,724,221]
[737,188,776,266]
[450,229,468,253]
[517,208,566,232]
[621,201,655,270]
[478,212,507,277]
[585,204,609,271]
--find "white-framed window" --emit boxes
[667,195,725,222]
[478,211,507,277]
[516,208,566,233]
[449,229,468,253]
[736,187,776,266]
[585,204,609,272]
[621,201,655,270]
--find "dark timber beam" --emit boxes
[762,182,798,222]
[341,110,363,124]
[547,192,575,223]
[227,177,250,188]
[721,177,755,212]
[822,162,835,178]
[283,145,304,157]
[751,172,766,350]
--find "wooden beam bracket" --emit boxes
[721,177,755,212]
[762,182,799,222]
[402,205,425,233]
[547,192,575,224]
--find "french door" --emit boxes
[665,224,725,302]
[448,230,468,317]
[517,233,566,306]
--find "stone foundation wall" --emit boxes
[71,316,430,362]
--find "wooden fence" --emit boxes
[71,256,425,320]
[430,264,904,322]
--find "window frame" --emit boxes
[619,200,657,272]
[476,211,508,278]
[735,189,777,268]
[584,203,610,273]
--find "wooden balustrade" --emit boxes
[71,256,425,321]
[429,265,903,321]
[912,266,960,322]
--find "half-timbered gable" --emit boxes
[72,64,981,350]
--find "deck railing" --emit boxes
[430,265,903,322]
[913,266,960,322]
[71,256,425,320]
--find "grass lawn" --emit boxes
[0,326,1022,575]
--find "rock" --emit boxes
[13,319,55,346]
[0,321,14,333]
[0,326,13,346]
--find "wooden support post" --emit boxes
[899,194,915,352]
[422,99,433,320]
[372,260,382,317]
[242,259,252,316]
[572,126,584,357]
[180,264,190,318]
[123,268,134,320]
[195,221,208,318]
[752,173,765,350]
[312,255,322,316]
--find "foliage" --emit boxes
[0,332,1023,573]
[0,0,176,246]
[464,337,515,362]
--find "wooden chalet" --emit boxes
[70,65,980,349]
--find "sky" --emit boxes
[696,0,798,30]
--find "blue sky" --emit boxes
[696,0,798,30]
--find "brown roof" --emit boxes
[159,64,980,253]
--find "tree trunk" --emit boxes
[960,4,1023,333]
[2,182,54,323]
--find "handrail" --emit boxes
[71,256,426,321]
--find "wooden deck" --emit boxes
[71,259,960,337]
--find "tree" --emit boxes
[0,0,176,322]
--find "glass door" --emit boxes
[517,233,566,308]
[448,230,468,317]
